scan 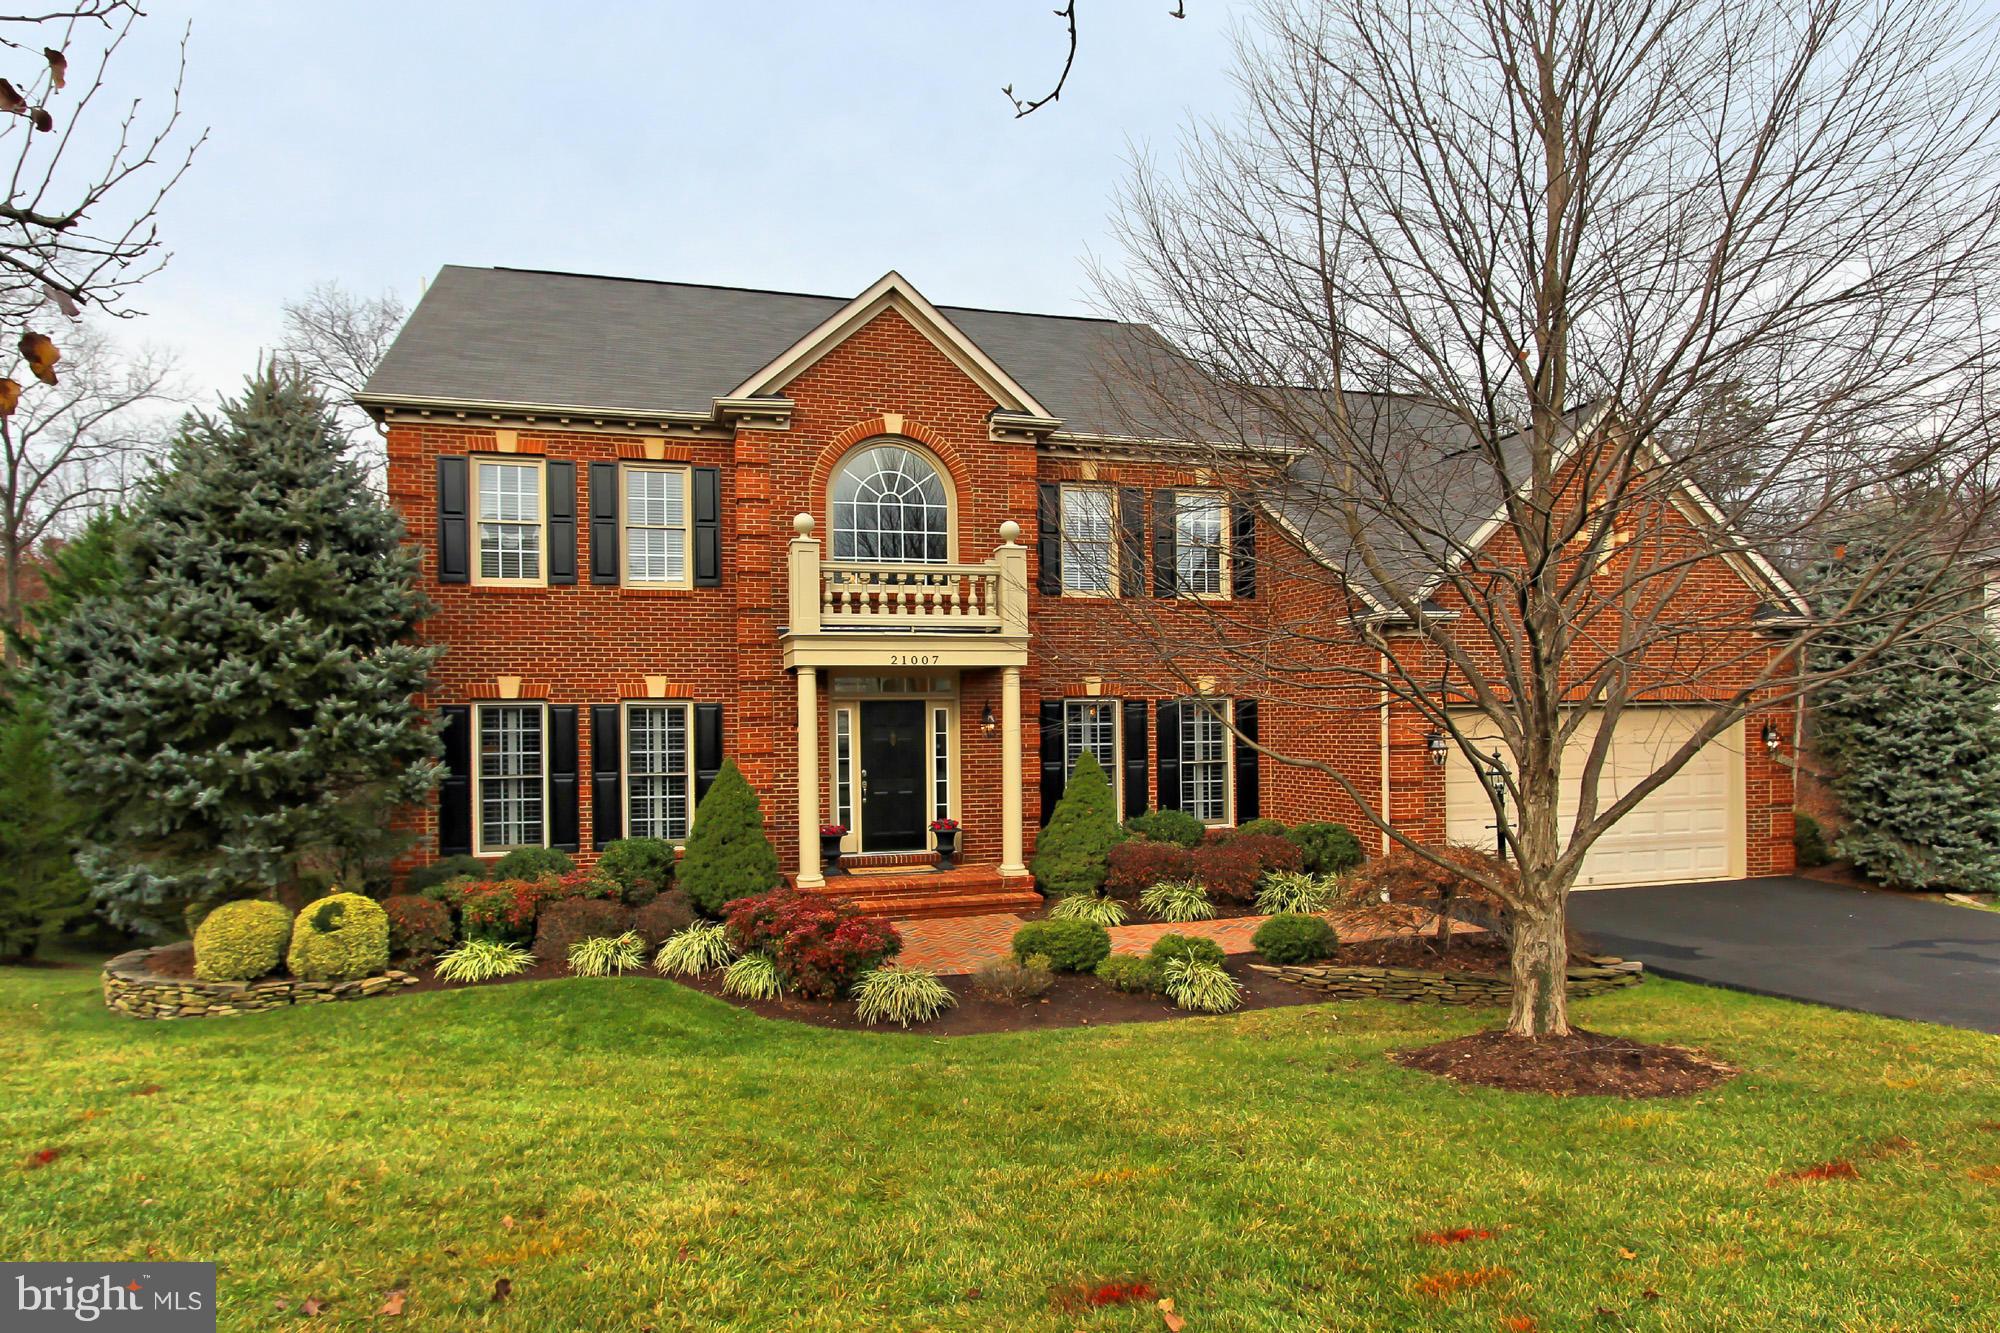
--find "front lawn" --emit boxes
[3,962,1995,1331]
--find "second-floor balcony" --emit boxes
[781,514,1029,669]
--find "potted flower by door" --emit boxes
[819,823,848,875]
[930,818,961,868]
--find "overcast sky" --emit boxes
[91,1,1248,406]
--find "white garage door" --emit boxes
[1444,708,1744,888]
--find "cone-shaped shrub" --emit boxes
[678,759,780,916]
[1031,751,1122,897]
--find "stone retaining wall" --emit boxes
[102,947,419,1019]
[1252,956,1643,1005]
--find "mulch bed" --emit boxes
[1390,1028,1738,1098]
[1330,933,1514,975]
[139,941,198,978]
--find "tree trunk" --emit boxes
[1505,892,1571,1036]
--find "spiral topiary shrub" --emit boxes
[285,892,390,982]
[192,899,292,981]
[1251,912,1338,964]
[1010,918,1111,973]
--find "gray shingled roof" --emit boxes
[361,265,1188,437]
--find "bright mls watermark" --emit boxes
[3,1264,214,1331]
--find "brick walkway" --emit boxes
[896,903,1470,975]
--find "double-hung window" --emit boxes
[624,465,692,587]
[475,459,545,584]
[476,704,546,851]
[1059,486,1117,594]
[626,702,693,842]
[1174,491,1228,596]
[1063,699,1121,816]
[1180,700,1231,823]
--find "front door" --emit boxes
[860,699,927,851]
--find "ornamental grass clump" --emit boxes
[433,938,536,984]
[1049,892,1127,927]
[1139,878,1216,923]
[192,899,292,981]
[1255,869,1338,916]
[654,921,735,976]
[721,952,783,1000]
[1162,955,1243,1013]
[567,931,646,977]
[853,964,957,1027]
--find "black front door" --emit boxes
[860,700,927,851]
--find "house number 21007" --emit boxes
[888,653,941,666]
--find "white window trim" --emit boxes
[1058,484,1120,598]
[1174,490,1232,601]
[1062,698,1124,820]
[622,700,695,846]
[1180,698,1236,826]
[621,463,695,590]
[471,456,548,588]
[472,702,550,855]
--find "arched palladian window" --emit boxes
[829,441,951,563]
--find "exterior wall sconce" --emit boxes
[1425,729,1448,766]
[981,702,997,735]
[1761,721,1780,754]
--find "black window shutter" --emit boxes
[1233,700,1259,823]
[1120,698,1148,817]
[693,703,724,804]
[1156,700,1184,811]
[546,460,577,585]
[1152,488,1178,597]
[589,462,620,585]
[436,457,469,584]
[693,467,722,586]
[1231,499,1257,599]
[437,705,472,855]
[1036,482,1062,595]
[1118,487,1146,597]
[591,704,622,849]
[548,705,580,851]
[1039,698,1065,826]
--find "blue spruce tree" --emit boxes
[36,368,441,931]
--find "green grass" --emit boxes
[3,959,1996,1332]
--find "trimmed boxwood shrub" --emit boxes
[1032,752,1124,897]
[1252,912,1338,964]
[595,837,677,906]
[1123,809,1205,847]
[1104,840,1194,900]
[533,897,632,963]
[381,894,453,960]
[1234,817,1290,840]
[1094,952,1163,993]
[494,846,575,880]
[192,899,291,981]
[1289,821,1364,875]
[679,760,781,916]
[406,855,491,894]
[285,892,390,981]
[1010,918,1112,972]
[631,889,695,947]
[1148,932,1226,969]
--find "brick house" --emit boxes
[360,266,1799,915]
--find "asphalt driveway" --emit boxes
[1570,877,2000,1034]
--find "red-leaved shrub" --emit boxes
[532,897,632,962]
[722,890,903,999]
[380,894,452,960]
[1189,833,1300,902]
[1345,846,1514,923]
[458,871,616,941]
[1103,841,1194,900]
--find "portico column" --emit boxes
[1000,664,1028,877]
[795,665,824,889]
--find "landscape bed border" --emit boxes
[102,946,419,1019]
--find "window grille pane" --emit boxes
[624,468,688,584]
[1179,703,1229,822]
[1060,488,1116,593]
[1175,493,1225,595]
[933,706,950,821]
[834,710,853,828]
[829,444,949,564]
[478,705,544,849]
[627,704,691,841]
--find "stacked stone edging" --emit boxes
[102,947,418,1019]
[1253,955,1644,1005]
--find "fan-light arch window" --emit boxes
[829,442,951,563]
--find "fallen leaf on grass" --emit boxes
[130,1085,161,1096]
[500,1215,515,1230]
[25,1147,59,1167]
[1159,1295,1185,1331]
[490,1278,511,1303]
[378,1289,405,1316]
[1502,1318,1537,1332]
[1616,1247,1638,1261]
[1415,1267,1511,1300]
[1051,1279,1157,1312]
[1966,1165,2000,1184]
[1419,1228,1495,1246]
[300,1297,326,1316]
[1769,1159,1859,1185]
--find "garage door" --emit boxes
[1444,708,1744,888]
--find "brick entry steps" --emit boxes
[796,864,1043,921]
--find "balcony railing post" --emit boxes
[995,520,1028,638]
[788,513,821,634]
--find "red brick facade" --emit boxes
[385,301,1795,888]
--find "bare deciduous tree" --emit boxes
[1090,0,2000,1038]
[0,319,176,653]
[277,281,406,481]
